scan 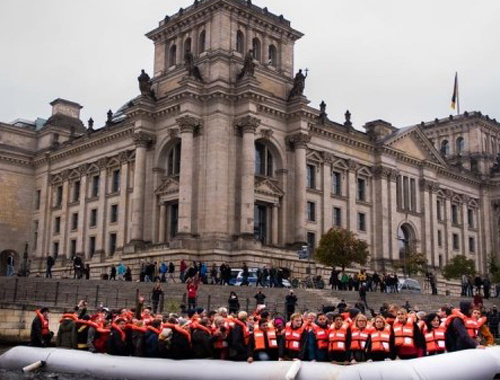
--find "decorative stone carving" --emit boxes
[118,151,130,163]
[372,165,392,179]
[260,128,274,140]
[133,132,155,148]
[321,151,335,164]
[235,115,261,135]
[97,158,108,169]
[346,159,358,171]
[60,169,70,180]
[176,115,203,134]
[444,189,454,199]
[78,163,88,174]
[286,132,310,150]
[168,128,180,140]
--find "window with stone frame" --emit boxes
[70,239,77,257]
[169,44,177,67]
[436,199,443,221]
[452,233,460,250]
[167,202,179,240]
[184,37,192,54]
[54,216,61,234]
[440,140,450,156]
[451,204,459,225]
[90,209,97,227]
[91,175,100,198]
[332,171,342,196]
[55,185,63,207]
[33,221,38,248]
[268,44,277,66]
[167,141,182,177]
[396,175,417,212]
[307,232,316,256]
[255,141,273,177]
[111,169,120,193]
[456,137,465,154]
[357,178,366,202]
[254,203,269,244]
[358,212,366,232]
[53,241,59,258]
[469,237,475,253]
[110,204,118,224]
[199,30,206,54]
[252,37,261,61]
[467,208,475,229]
[306,164,316,189]
[307,201,316,222]
[89,236,96,257]
[73,180,81,202]
[437,230,442,247]
[236,30,245,54]
[109,233,117,256]
[333,207,342,227]
[35,190,41,210]
[71,212,78,230]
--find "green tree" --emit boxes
[488,253,500,283]
[393,250,428,277]
[315,228,369,271]
[442,255,475,280]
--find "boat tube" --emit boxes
[0,346,499,380]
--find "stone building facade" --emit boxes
[1,0,499,277]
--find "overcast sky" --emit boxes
[1,0,499,130]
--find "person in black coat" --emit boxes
[144,320,162,357]
[30,307,53,347]
[254,291,266,306]
[285,290,298,320]
[446,301,484,352]
[192,317,216,359]
[107,318,129,356]
[230,311,251,361]
[228,291,240,314]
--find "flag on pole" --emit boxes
[451,72,458,110]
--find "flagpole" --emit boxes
[456,72,460,116]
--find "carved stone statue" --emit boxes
[491,154,500,173]
[138,69,154,98]
[184,51,204,83]
[287,69,307,101]
[318,101,328,124]
[237,49,256,81]
[344,110,352,128]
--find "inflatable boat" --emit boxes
[1,346,499,380]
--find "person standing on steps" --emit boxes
[285,290,298,321]
[46,255,54,278]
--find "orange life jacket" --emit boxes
[146,325,162,335]
[36,310,50,336]
[142,315,153,326]
[313,324,329,350]
[191,322,212,336]
[424,325,446,353]
[350,326,371,351]
[162,323,192,344]
[370,326,392,353]
[232,318,250,346]
[59,313,77,323]
[254,327,278,350]
[328,324,348,352]
[393,318,415,348]
[285,325,304,352]
[111,323,127,342]
[129,324,147,334]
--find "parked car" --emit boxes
[229,268,291,288]
[398,277,422,293]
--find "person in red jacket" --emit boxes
[186,275,201,309]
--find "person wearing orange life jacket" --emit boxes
[30,307,54,347]
[144,319,163,358]
[423,313,446,356]
[366,316,394,361]
[87,316,110,353]
[280,313,308,360]
[230,311,251,361]
[107,318,129,356]
[213,316,230,360]
[248,318,279,362]
[471,308,493,345]
[328,314,350,363]
[393,308,425,359]
[129,318,147,357]
[162,317,192,360]
[192,317,216,359]
[141,308,154,326]
[349,314,372,363]
[307,312,330,362]
[75,315,91,350]
[56,310,78,349]
[445,301,485,352]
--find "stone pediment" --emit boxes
[383,126,447,166]
[155,176,179,195]
[255,177,284,198]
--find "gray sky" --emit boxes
[1,0,499,130]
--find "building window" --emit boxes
[110,204,118,223]
[255,142,273,177]
[468,209,474,229]
[307,232,316,255]
[252,38,261,61]
[89,236,96,257]
[70,239,77,257]
[306,165,316,189]
[33,221,39,248]
[73,181,81,202]
[109,233,117,256]
[236,30,244,54]
[307,201,316,222]
[199,30,206,54]
[410,178,416,212]
[438,254,443,268]
[451,204,459,225]
[169,44,177,66]
[184,37,192,54]
[35,190,41,210]
[168,203,179,239]
[437,230,442,247]
[358,213,366,232]
[440,140,450,156]
[71,212,78,230]
[436,200,443,221]
[167,141,182,176]
[92,175,100,197]
[111,169,120,193]
[456,137,465,154]
[254,204,268,244]
[268,44,277,66]
[333,207,342,227]
[55,185,63,206]
[452,233,460,250]
[332,172,342,196]
[90,209,97,227]
[357,178,366,201]
[469,237,475,253]
[53,241,59,258]
[54,216,61,234]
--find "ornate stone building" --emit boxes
[1,0,499,276]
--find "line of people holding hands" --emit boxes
[31,297,491,364]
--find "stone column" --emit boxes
[158,202,167,243]
[177,116,201,236]
[60,172,70,259]
[322,157,333,233]
[118,153,130,248]
[77,165,88,259]
[429,183,439,268]
[287,133,311,245]
[420,179,433,264]
[96,159,108,257]
[236,116,260,237]
[130,132,153,243]
[272,203,279,246]
[388,170,399,262]
[444,191,453,263]
[347,160,358,233]
[461,198,469,256]
[373,166,392,267]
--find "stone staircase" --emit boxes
[0,277,496,316]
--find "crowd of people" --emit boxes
[30,286,497,365]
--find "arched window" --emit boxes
[169,44,177,67]
[268,44,277,66]
[440,140,449,156]
[167,141,182,176]
[255,142,273,177]
[456,137,465,154]
[252,37,261,61]
[236,30,244,54]
[184,37,192,54]
[198,31,206,54]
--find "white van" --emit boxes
[398,278,422,293]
